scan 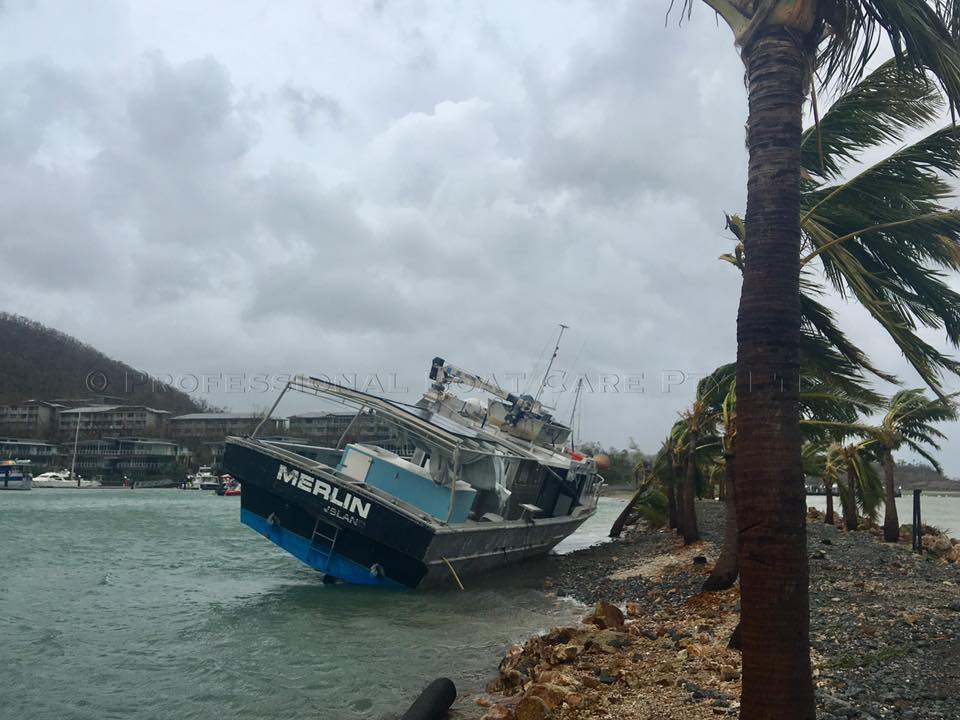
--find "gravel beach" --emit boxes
[464,500,960,719]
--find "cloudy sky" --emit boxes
[2,0,958,475]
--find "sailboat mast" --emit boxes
[70,411,81,488]
[568,377,583,452]
[535,324,568,403]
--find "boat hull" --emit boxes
[225,440,593,589]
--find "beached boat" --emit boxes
[223,358,602,589]
[0,460,32,490]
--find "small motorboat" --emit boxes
[216,475,241,496]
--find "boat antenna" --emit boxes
[568,377,584,452]
[535,324,568,403]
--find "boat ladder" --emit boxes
[309,517,340,575]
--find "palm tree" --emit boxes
[871,389,957,540]
[674,12,960,708]
[804,388,957,537]
[802,441,842,524]
[674,370,729,543]
[726,57,960,544]
[702,362,877,590]
[725,58,960,399]
[702,377,740,591]
[831,440,884,529]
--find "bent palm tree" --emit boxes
[802,441,844,524]
[678,5,960,711]
[675,367,730,543]
[833,440,884,528]
[723,57,960,397]
[872,389,957,540]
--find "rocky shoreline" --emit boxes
[454,500,960,719]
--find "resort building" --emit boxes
[58,405,171,438]
[0,400,65,438]
[72,437,187,483]
[0,437,60,467]
[168,412,280,440]
[287,411,415,455]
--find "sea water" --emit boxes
[0,490,623,720]
[805,493,960,535]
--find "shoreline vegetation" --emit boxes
[453,501,960,720]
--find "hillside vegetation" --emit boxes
[0,312,205,414]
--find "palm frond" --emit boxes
[801,57,942,180]
[817,0,960,115]
[903,438,946,473]
[800,282,899,384]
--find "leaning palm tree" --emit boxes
[802,440,848,525]
[725,58,960,400]
[871,389,957,540]
[674,12,960,708]
[804,388,958,538]
[832,440,884,529]
[674,369,729,543]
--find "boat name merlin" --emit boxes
[276,464,371,525]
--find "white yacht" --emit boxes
[32,470,100,489]
[191,466,221,491]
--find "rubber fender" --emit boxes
[399,678,457,720]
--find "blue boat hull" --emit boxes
[240,508,404,588]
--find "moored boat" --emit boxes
[0,460,32,490]
[32,469,100,488]
[191,466,220,491]
[223,357,602,589]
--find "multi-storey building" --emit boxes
[72,437,187,483]
[0,437,60,467]
[58,405,170,438]
[0,401,64,438]
[287,411,414,455]
[168,413,281,440]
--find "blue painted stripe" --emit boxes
[240,508,405,588]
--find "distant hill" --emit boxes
[0,312,208,414]
[890,460,960,492]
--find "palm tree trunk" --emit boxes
[609,480,652,538]
[703,453,738,591]
[824,479,834,525]
[673,462,686,535]
[682,431,700,544]
[842,468,858,531]
[882,448,900,542]
[667,479,679,530]
[735,30,815,719]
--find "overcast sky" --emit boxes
[2,0,958,476]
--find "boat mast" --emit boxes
[534,323,568,403]
[567,377,584,452]
[70,410,81,488]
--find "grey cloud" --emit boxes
[279,85,343,134]
[0,2,957,476]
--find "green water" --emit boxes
[0,490,619,720]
